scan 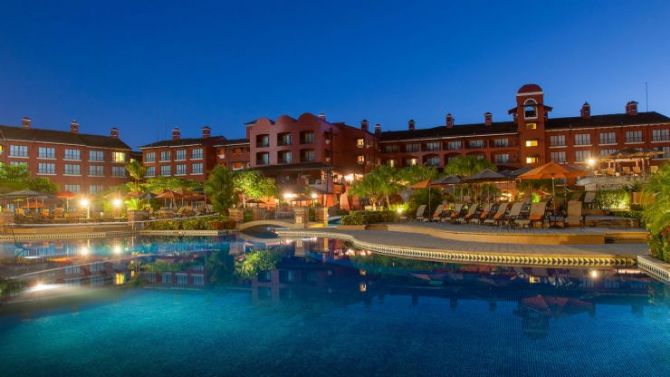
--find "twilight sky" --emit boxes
[1,0,669,149]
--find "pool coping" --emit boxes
[637,256,670,283]
[276,229,640,268]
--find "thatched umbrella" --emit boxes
[155,190,181,208]
[464,169,507,202]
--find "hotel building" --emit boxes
[0,118,132,194]
[378,84,670,169]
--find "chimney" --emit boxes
[484,112,492,126]
[172,127,181,140]
[581,102,591,119]
[360,119,369,132]
[626,101,638,116]
[202,126,211,139]
[318,112,326,120]
[21,117,31,129]
[408,119,416,131]
[70,120,79,134]
[110,127,119,138]
[374,123,382,137]
[446,113,454,128]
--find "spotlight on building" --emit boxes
[586,157,597,168]
[112,198,123,208]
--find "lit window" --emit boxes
[525,140,538,147]
[356,138,365,148]
[526,156,538,164]
[357,155,365,164]
[406,158,417,166]
[526,123,537,130]
[112,152,126,163]
[388,159,396,167]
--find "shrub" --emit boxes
[595,189,630,211]
[341,210,398,225]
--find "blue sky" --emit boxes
[1,0,669,148]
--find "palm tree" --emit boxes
[125,158,146,194]
[643,164,670,261]
[204,166,237,214]
[350,165,402,209]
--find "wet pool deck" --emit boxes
[276,224,650,267]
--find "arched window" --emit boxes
[524,99,538,119]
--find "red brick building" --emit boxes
[214,138,250,171]
[0,117,132,194]
[245,112,377,200]
[378,84,670,169]
[139,127,224,182]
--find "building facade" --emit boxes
[377,84,670,169]
[0,118,132,194]
[139,127,224,182]
[245,112,377,200]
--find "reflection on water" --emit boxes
[1,236,669,377]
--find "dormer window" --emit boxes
[523,99,538,119]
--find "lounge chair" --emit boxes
[431,204,445,222]
[514,202,548,228]
[503,202,524,226]
[415,204,427,222]
[484,202,509,226]
[565,200,584,228]
[415,204,427,221]
[445,203,464,223]
[472,203,493,224]
[459,204,479,224]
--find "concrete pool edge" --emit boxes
[276,228,644,268]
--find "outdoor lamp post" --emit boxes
[112,197,123,219]
[79,197,90,220]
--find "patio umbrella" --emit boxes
[465,169,507,202]
[56,191,76,211]
[518,162,587,212]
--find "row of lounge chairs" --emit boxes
[415,200,585,228]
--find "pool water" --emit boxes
[1,236,669,377]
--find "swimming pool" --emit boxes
[0,236,668,377]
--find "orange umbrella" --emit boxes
[518,162,587,212]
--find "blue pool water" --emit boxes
[1,236,669,377]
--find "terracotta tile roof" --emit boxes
[0,124,131,149]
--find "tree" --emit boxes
[643,164,670,261]
[444,156,496,177]
[125,158,146,194]
[350,165,402,209]
[0,163,57,194]
[397,165,438,185]
[204,166,237,214]
[234,170,276,207]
